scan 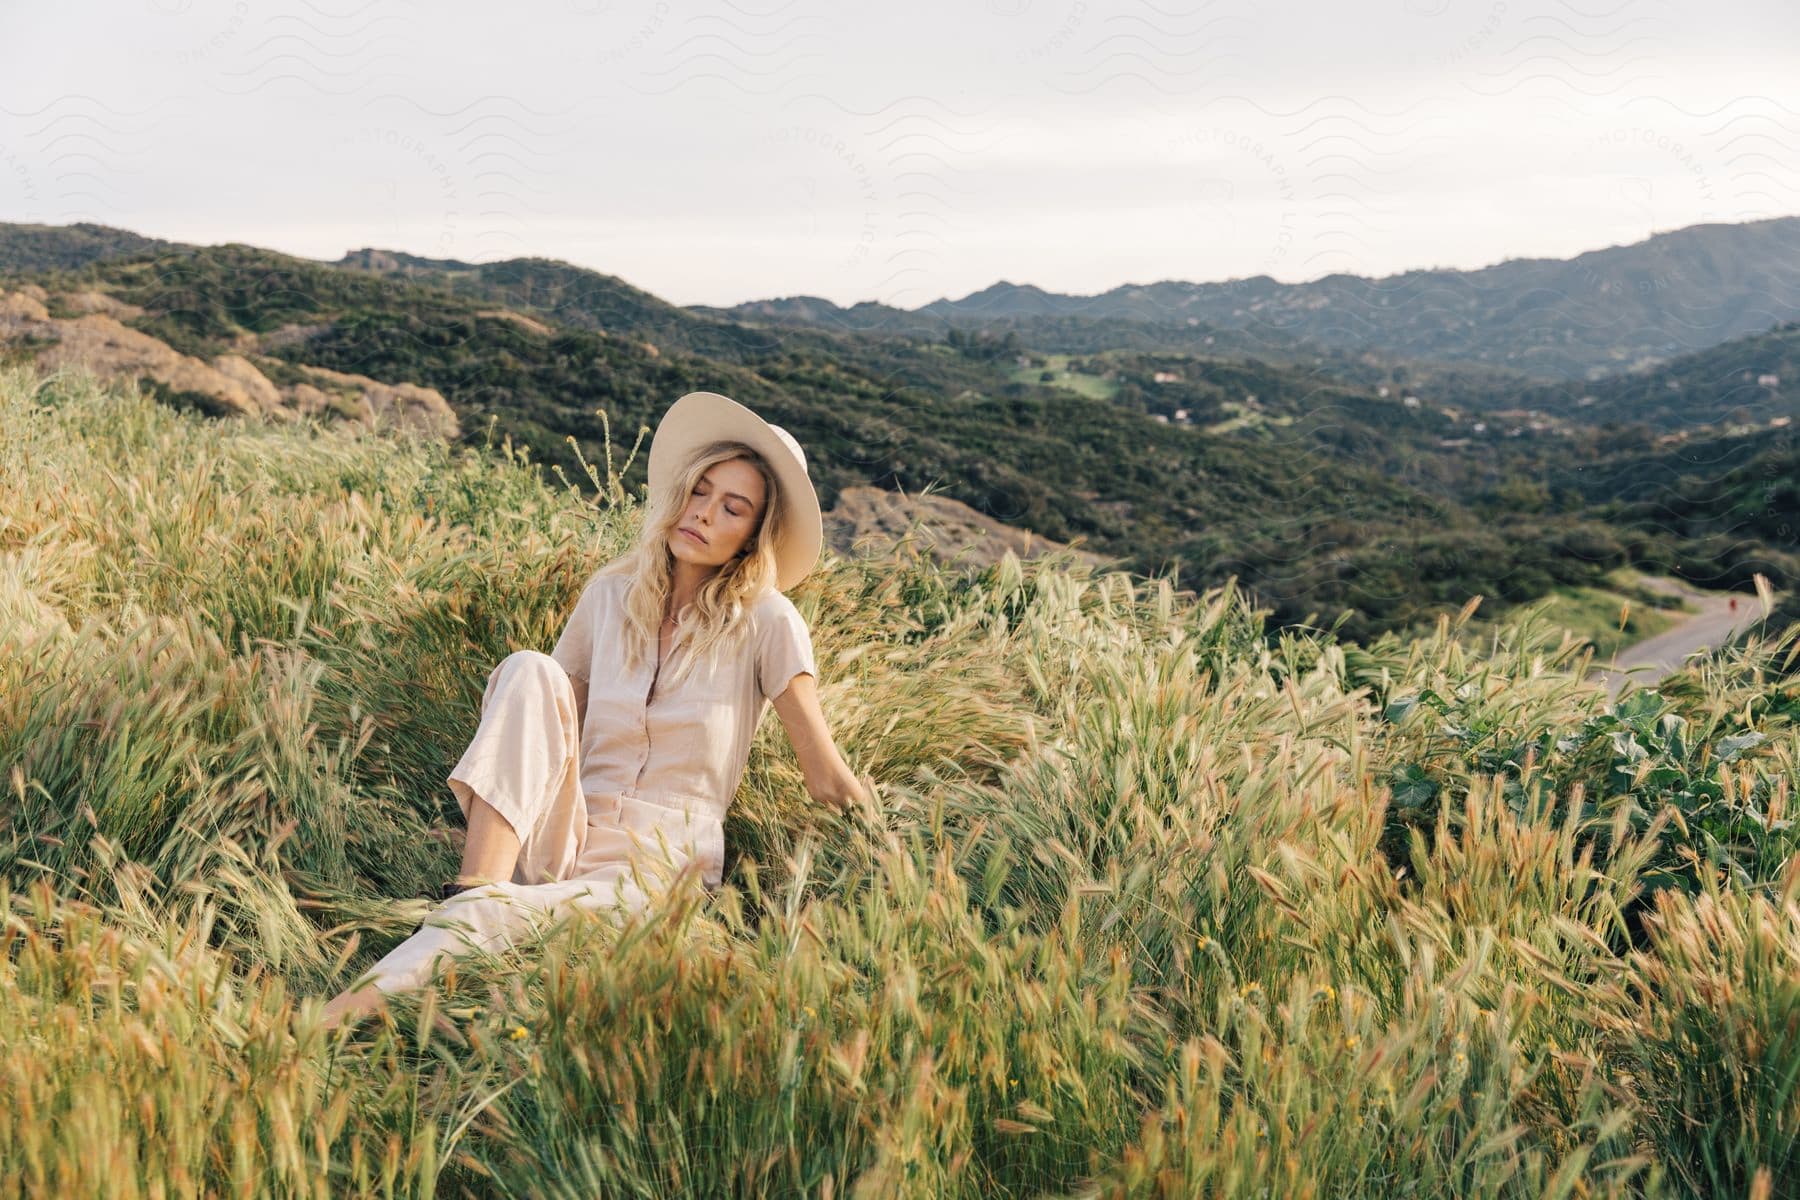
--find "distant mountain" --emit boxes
[944,280,1065,317]
[718,217,1800,383]
[691,289,1317,365]
[332,247,483,279]
[711,294,920,332]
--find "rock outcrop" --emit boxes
[477,309,554,336]
[281,362,460,438]
[823,484,1115,573]
[0,286,459,440]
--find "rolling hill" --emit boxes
[720,216,1800,382]
[6,221,1798,644]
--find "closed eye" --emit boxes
[694,485,745,516]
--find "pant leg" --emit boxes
[347,652,613,997]
[352,875,658,995]
[446,649,588,887]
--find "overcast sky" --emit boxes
[2,0,1796,309]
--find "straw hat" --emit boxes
[647,391,823,592]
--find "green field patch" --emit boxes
[1005,352,1119,400]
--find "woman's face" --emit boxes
[670,457,768,571]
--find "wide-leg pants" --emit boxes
[351,650,721,996]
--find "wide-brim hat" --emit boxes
[648,391,823,593]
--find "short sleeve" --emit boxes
[755,595,818,704]
[550,573,608,683]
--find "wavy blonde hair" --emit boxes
[596,439,789,691]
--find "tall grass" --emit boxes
[2,359,1798,1196]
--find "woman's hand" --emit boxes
[822,771,878,821]
[849,770,877,813]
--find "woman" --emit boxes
[321,391,869,1030]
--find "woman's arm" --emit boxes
[769,672,869,813]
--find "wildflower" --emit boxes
[1343,1035,1359,1051]
[1454,1052,1467,1066]
[1196,936,1208,951]
[804,1006,817,1019]
[509,1025,530,1042]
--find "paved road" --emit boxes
[1587,576,1770,698]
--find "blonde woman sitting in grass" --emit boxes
[322,391,870,1030]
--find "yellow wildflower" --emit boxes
[509,1025,530,1042]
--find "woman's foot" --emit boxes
[321,982,390,1032]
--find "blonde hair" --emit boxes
[596,439,789,690]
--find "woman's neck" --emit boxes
[668,560,716,618]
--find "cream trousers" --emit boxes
[352,650,719,996]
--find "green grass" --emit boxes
[1548,585,1679,663]
[1400,566,1699,667]
[1198,398,1297,436]
[1004,353,1120,401]
[3,360,1800,1197]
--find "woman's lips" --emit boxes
[680,528,706,544]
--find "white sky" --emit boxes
[2,0,1796,309]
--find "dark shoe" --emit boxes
[434,881,472,903]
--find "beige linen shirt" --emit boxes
[548,570,818,886]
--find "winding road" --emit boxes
[1586,575,1772,698]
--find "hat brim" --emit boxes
[647,391,823,592]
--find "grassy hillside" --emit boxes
[1,240,1623,647]
[4,360,1800,1195]
[1547,423,1800,581]
[0,220,168,274]
[1517,321,1800,433]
